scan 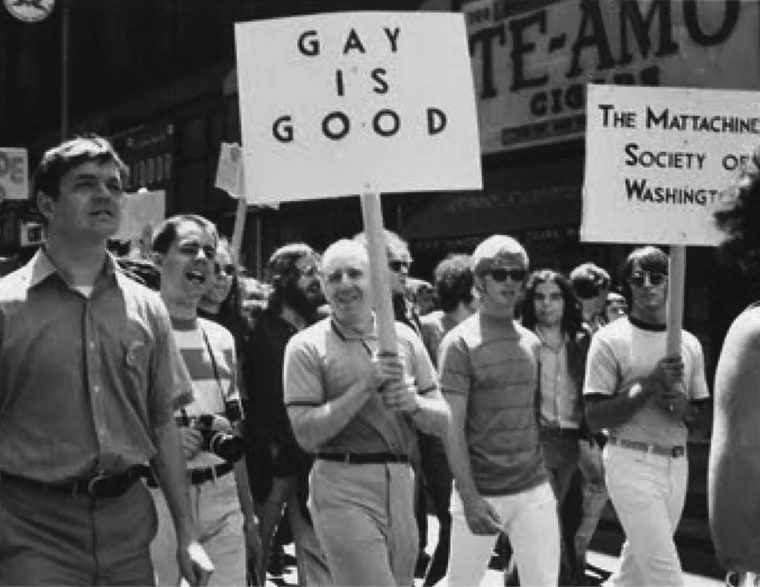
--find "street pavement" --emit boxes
[263,513,724,586]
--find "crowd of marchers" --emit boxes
[4,134,760,587]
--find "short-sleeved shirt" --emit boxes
[583,316,709,446]
[283,316,438,456]
[0,250,193,482]
[536,331,582,429]
[170,316,239,469]
[439,312,548,496]
[420,310,458,368]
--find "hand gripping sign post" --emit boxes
[235,12,481,354]
[583,83,760,572]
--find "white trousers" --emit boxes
[604,442,689,587]
[446,480,560,586]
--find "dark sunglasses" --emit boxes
[628,271,667,287]
[214,263,236,277]
[489,268,527,282]
[388,260,411,273]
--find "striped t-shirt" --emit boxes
[171,316,239,469]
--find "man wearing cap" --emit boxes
[439,234,560,586]
[283,238,450,586]
[0,136,212,585]
[584,246,710,586]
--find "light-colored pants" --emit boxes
[604,442,689,587]
[150,472,245,586]
[309,459,417,587]
[447,480,560,587]
[256,475,332,586]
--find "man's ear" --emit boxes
[36,191,55,223]
[473,275,485,293]
[151,252,164,268]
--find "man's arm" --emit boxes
[443,391,501,535]
[287,378,375,453]
[152,421,214,586]
[585,376,659,431]
[404,388,450,438]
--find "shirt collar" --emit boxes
[28,247,118,289]
[330,313,378,341]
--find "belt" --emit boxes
[315,452,409,465]
[188,462,235,485]
[540,425,582,439]
[608,436,686,458]
[0,466,144,499]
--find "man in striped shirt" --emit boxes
[151,214,253,586]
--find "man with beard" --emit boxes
[243,243,332,586]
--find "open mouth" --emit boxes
[185,269,207,285]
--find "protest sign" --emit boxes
[113,189,165,245]
[0,148,28,202]
[582,84,760,246]
[235,11,482,204]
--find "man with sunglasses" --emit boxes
[439,235,560,586]
[584,246,710,586]
[243,243,331,586]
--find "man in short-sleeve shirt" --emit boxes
[584,246,710,587]
[283,238,450,586]
[0,136,211,586]
[439,235,560,587]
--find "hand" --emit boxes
[373,353,418,413]
[650,355,684,393]
[177,540,214,586]
[462,494,502,535]
[181,428,203,460]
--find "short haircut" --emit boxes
[471,235,529,277]
[151,214,219,254]
[32,135,128,202]
[433,254,474,313]
[266,242,319,292]
[521,269,583,336]
[322,238,368,269]
[569,262,611,299]
[622,246,669,281]
[353,229,411,261]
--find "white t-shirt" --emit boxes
[583,316,709,446]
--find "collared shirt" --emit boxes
[0,249,193,482]
[535,329,582,429]
[283,315,438,456]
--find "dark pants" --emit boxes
[0,476,157,586]
[417,432,453,586]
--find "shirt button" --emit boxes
[98,428,106,436]
[93,385,101,393]
[89,341,96,350]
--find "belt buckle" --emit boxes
[87,472,109,498]
[671,446,685,458]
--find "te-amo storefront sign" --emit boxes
[465,0,757,153]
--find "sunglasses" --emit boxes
[628,271,667,287]
[488,268,527,282]
[214,263,236,277]
[388,260,411,273]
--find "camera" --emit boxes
[195,414,245,463]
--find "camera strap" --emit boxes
[199,325,227,410]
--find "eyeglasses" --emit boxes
[628,271,667,287]
[214,263,236,277]
[488,268,527,282]
[388,260,411,273]
[299,265,320,278]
